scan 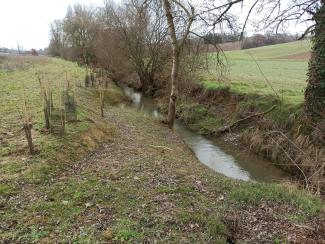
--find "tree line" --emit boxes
[48,0,325,125]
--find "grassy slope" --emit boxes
[0,55,122,214]
[0,56,323,243]
[203,40,312,105]
[0,54,131,186]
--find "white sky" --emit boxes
[0,0,308,50]
[0,0,104,50]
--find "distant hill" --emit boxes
[224,40,312,61]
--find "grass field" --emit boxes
[0,55,125,190]
[203,40,312,105]
[0,56,86,158]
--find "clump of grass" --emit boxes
[24,163,53,184]
[229,183,323,215]
[0,183,16,196]
[112,219,143,242]
[207,215,227,240]
[178,211,207,226]
[177,211,228,241]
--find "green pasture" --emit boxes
[203,40,312,105]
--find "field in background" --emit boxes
[203,40,312,105]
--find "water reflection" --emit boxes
[122,86,288,182]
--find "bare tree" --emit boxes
[48,20,65,57]
[162,0,195,128]
[161,0,248,128]
[62,4,98,64]
[112,0,170,94]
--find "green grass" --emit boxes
[113,219,143,242]
[0,183,16,196]
[225,40,311,60]
[203,40,312,105]
[0,56,87,156]
[1,55,323,243]
[0,55,126,243]
[229,182,323,215]
[0,56,123,186]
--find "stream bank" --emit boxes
[119,78,324,191]
[122,86,288,183]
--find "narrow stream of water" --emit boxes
[123,86,289,182]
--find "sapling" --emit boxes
[64,72,77,122]
[59,79,66,135]
[21,80,35,155]
[38,73,51,130]
[99,68,105,118]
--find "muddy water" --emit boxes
[123,86,289,182]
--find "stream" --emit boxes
[122,86,289,182]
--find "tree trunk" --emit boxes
[85,74,90,87]
[305,1,325,119]
[162,0,180,129]
[44,103,50,130]
[140,73,155,96]
[139,75,148,93]
[167,50,179,128]
[50,91,54,109]
[23,122,34,155]
[101,97,104,118]
[44,91,51,130]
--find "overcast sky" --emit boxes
[0,0,307,50]
[0,0,104,50]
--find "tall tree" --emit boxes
[48,20,65,57]
[161,0,246,128]
[161,0,194,128]
[63,4,98,64]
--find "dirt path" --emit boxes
[1,101,324,243]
